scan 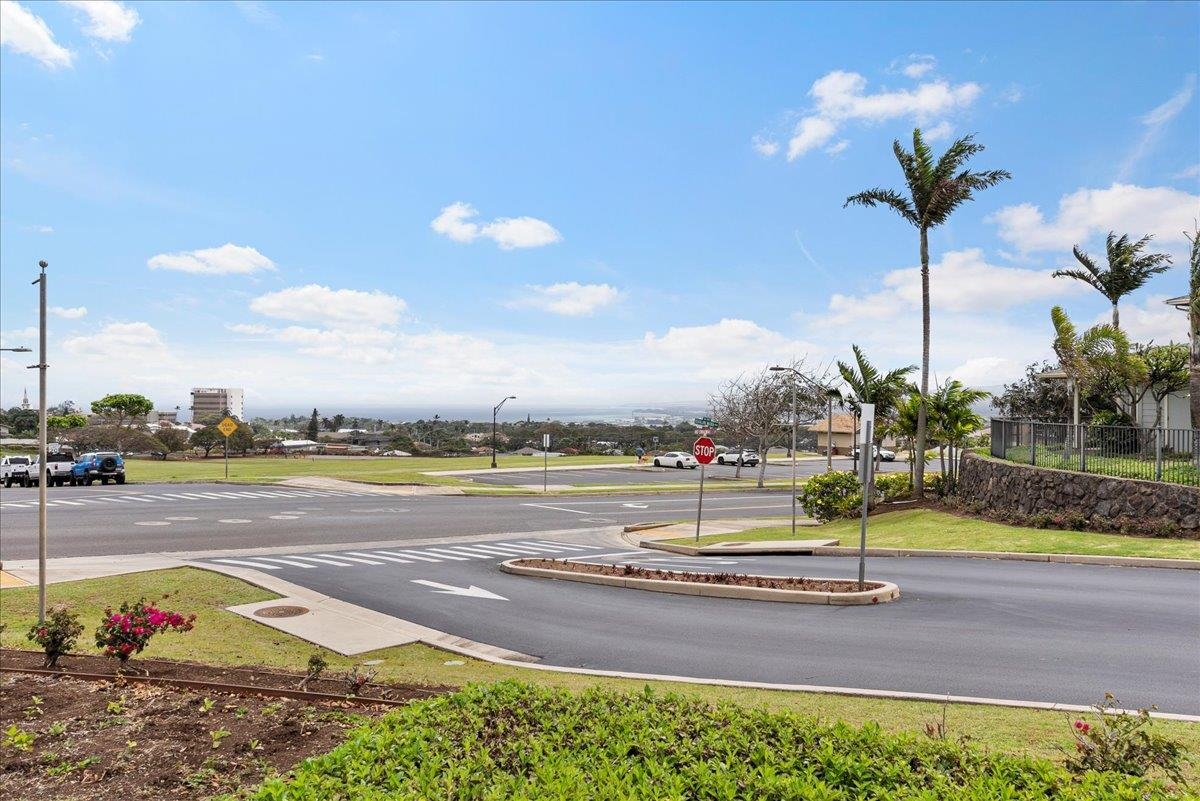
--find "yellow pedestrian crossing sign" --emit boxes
[216,416,238,437]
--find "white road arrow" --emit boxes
[411,579,508,600]
[621,502,650,509]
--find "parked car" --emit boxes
[653,451,698,469]
[716,449,759,466]
[71,451,126,485]
[28,449,76,487]
[853,445,896,462]
[2,455,32,488]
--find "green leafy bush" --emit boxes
[797,470,861,522]
[241,682,1182,800]
[1064,695,1190,783]
[875,473,912,502]
[26,605,84,668]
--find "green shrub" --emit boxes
[26,605,84,668]
[241,682,1183,800]
[875,473,912,502]
[1064,695,1190,783]
[797,470,861,522]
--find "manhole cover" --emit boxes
[253,605,309,618]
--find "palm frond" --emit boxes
[842,188,918,225]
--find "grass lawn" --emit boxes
[1002,446,1199,487]
[667,509,1200,559]
[2,567,1197,775]
[121,454,635,485]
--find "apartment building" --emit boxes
[190,387,244,421]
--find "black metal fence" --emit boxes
[990,419,1200,487]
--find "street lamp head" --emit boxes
[769,365,786,372]
[2,346,33,353]
[508,395,517,400]
[38,260,48,269]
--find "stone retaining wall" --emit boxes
[957,452,1199,536]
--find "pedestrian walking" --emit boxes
[635,446,645,464]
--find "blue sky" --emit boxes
[1,1,1197,415]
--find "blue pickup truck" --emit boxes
[71,452,126,486]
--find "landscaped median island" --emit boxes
[501,558,900,604]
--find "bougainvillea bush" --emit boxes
[26,605,84,667]
[95,595,195,669]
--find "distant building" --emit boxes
[20,388,30,410]
[190,387,244,421]
[148,409,179,424]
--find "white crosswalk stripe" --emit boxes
[199,540,604,573]
[0,487,374,511]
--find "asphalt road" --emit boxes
[194,542,1200,714]
[461,457,908,486]
[0,483,794,560]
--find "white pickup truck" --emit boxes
[2,455,32,487]
[27,449,76,487]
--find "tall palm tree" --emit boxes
[1053,232,1173,329]
[845,129,1010,499]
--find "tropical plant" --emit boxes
[1053,232,1173,329]
[927,380,989,487]
[845,129,1010,499]
[1050,306,1144,417]
[89,393,154,428]
[830,345,915,499]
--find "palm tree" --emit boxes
[927,380,989,487]
[831,345,916,474]
[845,129,1010,499]
[1050,305,1143,422]
[1052,232,1172,329]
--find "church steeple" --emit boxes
[20,388,30,410]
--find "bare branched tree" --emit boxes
[709,362,828,488]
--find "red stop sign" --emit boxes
[692,437,716,465]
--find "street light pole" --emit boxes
[491,395,516,469]
[30,261,48,624]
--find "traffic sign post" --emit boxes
[856,404,875,591]
[216,416,238,479]
[692,437,716,542]
[542,434,550,493]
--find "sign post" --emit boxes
[692,436,716,542]
[216,416,239,480]
[542,433,550,493]
[856,404,875,591]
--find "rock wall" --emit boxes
[957,452,1200,536]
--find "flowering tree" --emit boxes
[95,596,195,671]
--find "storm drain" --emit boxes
[253,605,310,618]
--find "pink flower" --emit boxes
[1074,720,1084,730]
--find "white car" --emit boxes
[717,449,759,466]
[853,445,896,462]
[652,451,698,469]
[2,456,31,487]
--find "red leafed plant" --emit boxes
[95,594,196,671]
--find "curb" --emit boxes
[623,522,674,533]
[499,559,900,605]
[640,538,837,556]
[808,546,1200,570]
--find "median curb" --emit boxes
[499,559,900,605]
[641,538,839,556]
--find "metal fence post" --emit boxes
[1030,422,1037,466]
[1155,425,1163,481]
[1079,423,1087,473]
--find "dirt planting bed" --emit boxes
[0,652,447,800]
[512,558,885,593]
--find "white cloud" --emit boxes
[60,1,140,43]
[147,243,277,275]
[62,322,168,359]
[1172,164,1200,180]
[1118,75,1196,181]
[0,1,73,68]
[1000,85,1023,104]
[824,140,849,155]
[899,55,937,79]
[811,249,1082,327]
[430,202,562,250]
[233,0,277,25]
[1094,295,1190,346]
[643,318,819,380]
[924,121,953,141]
[1,326,39,345]
[751,135,780,157]
[785,69,981,161]
[227,323,270,335]
[306,52,324,62]
[50,305,87,319]
[37,225,54,234]
[509,283,622,316]
[988,183,1200,252]
[249,284,406,327]
[948,356,1018,389]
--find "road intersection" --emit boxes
[2,478,1196,715]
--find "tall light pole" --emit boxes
[28,261,49,623]
[491,396,515,469]
[771,365,836,538]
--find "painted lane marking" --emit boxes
[218,518,252,524]
[411,580,507,600]
[316,553,384,565]
[250,556,319,569]
[211,558,280,570]
[428,547,493,560]
[347,551,411,564]
[165,516,198,521]
[465,543,546,556]
[376,550,443,563]
[269,515,300,520]
[522,503,591,514]
[526,540,597,551]
[134,521,170,526]
[418,549,471,561]
[278,554,357,567]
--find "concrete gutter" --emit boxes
[809,545,1200,571]
[642,539,838,556]
[500,559,900,606]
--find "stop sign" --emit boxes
[692,436,716,465]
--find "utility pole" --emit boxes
[29,261,49,623]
